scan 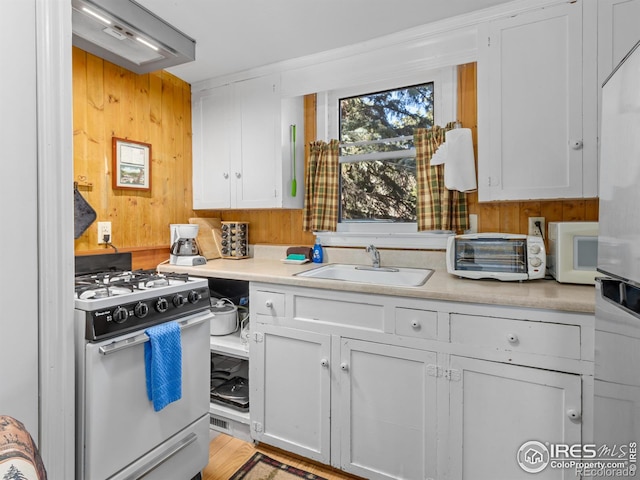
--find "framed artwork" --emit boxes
[112,137,152,190]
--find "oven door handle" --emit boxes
[98,310,213,356]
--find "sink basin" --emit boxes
[295,263,434,287]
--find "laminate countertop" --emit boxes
[158,246,596,314]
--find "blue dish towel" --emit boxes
[144,321,182,412]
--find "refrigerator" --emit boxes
[594,39,640,450]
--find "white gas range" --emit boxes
[74,262,212,480]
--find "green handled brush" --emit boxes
[290,124,297,197]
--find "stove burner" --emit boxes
[74,270,191,300]
[77,286,133,300]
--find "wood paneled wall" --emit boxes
[73,48,194,266]
[72,52,597,269]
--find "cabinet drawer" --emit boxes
[293,295,385,332]
[253,290,285,318]
[450,314,581,359]
[395,308,437,340]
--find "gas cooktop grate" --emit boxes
[74,269,191,299]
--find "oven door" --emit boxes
[79,310,212,480]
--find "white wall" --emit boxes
[1,2,75,479]
[1,0,39,438]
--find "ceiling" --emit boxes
[136,0,515,84]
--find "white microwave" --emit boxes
[547,221,602,285]
[446,233,546,281]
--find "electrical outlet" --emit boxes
[97,221,112,244]
[528,217,545,237]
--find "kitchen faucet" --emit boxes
[366,244,380,268]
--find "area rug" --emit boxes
[229,452,327,480]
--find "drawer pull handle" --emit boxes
[340,362,349,372]
[567,409,581,421]
[506,333,518,344]
[265,300,273,308]
[320,358,329,368]
[411,320,420,329]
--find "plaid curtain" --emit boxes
[303,139,340,232]
[415,124,469,232]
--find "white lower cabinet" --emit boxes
[250,327,437,479]
[249,283,593,480]
[337,339,437,480]
[448,356,582,480]
[250,325,331,464]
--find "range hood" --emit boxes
[72,0,195,74]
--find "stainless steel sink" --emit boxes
[295,263,434,287]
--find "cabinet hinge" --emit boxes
[252,421,263,433]
[253,332,264,343]
[487,36,491,47]
[427,364,443,377]
[444,369,461,382]
[274,188,278,198]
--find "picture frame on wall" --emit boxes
[112,137,152,191]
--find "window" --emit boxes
[339,83,434,223]
[316,66,458,248]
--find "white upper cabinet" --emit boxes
[192,74,304,209]
[192,83,232,209]
[477,1,596,201]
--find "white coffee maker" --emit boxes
[169,224,207,266]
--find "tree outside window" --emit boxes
[339,82,434,223]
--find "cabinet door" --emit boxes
[250,325,331,464]
[234,74,281,208]
[598,0,640,84]
[192,85,232,208]
[478,2,586,201]
[448,356,582,480]
[337,339,437,480]
[594,379,640,447]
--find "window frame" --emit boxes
[315,66,459,249]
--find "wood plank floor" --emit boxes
[202,434,364,480]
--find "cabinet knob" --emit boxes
[265,300,273,308]
[223,172,229,179]
[340,362,349,371]
[411,320,420,329]
[235,172,241,179]
[567,409,581,421]
[570,140,583,150]
[506,333,519,344]
[320,358,329,368]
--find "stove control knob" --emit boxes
[156,297,169,313]
[187,290,201,304]
[173,294,187,308]
[134,302,149,318]
[112,306,129,324]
